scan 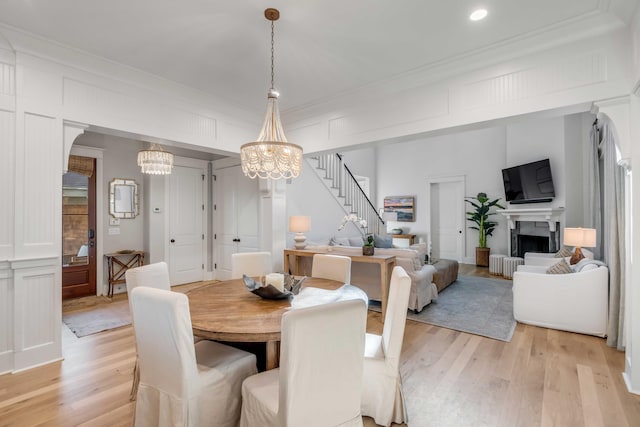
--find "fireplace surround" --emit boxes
[497,208,564,258]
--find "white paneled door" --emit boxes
[430,177,464,262]
[169,165,204,285]
[215,166,259,280]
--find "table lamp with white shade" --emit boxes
[563,227,596,265]
[289,216,311,249]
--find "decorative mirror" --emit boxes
[109,178,139,218]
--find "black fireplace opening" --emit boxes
[516,235,549,258]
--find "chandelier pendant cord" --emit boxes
[271,20,275,91]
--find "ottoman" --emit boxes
[431,259,459,292]
[503,256,524,279]
[489,254,507,275]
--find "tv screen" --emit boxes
[502,159,555,204]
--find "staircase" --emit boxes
[307,153,385,236]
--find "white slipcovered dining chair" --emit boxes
[231,251,272,279]
[311,253,352,283]
[125,261,172,400]
[130,287,257,427]
[361,266,411,426]
[240,299,367,427]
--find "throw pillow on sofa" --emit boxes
[373,234,393,248]
[554,247,573,258]
[349,236,365,246]
[546,259,573,274]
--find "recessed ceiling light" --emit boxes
[469,9,488,21]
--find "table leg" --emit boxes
[265,340,280,370]
[379,260,396,324]
[284,253,290,275]
[380,263,389,323]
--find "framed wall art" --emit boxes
[383,195,415,222]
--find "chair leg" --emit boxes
[129,356,140,401]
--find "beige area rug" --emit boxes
[62,300,131,338]
[62,282,215,338]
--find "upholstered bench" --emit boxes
[431,259,459,292]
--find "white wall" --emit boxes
[633,5,640,87]
[376,125,508,261]
[286,160,368,247]
[340,147,378,200]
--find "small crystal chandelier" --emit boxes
[241,8,303,180]
[137,144,174,175]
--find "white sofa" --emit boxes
[298,243,438,312]
[512,264,608,337]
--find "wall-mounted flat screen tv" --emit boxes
[501,158,555,204]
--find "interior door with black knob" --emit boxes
[62,156,97,299]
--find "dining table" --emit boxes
[187,277,348,370]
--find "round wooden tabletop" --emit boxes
[187,277,344,343]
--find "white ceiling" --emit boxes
[0,0,637,115]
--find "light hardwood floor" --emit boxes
[1,265,639,426]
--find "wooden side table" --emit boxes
[104,251,145,298]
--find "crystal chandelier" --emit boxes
[241,8,303,180]
[137,144,174,175]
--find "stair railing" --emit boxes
[313,153,385,236]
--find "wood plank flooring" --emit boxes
[1,265,639,426]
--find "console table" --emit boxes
[104,251,145,298]
[283,249,396,322]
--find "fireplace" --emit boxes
[511,221,559,257]
[497,208,564,258]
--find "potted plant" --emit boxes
[465,192,504,267]
[363,234,375,256]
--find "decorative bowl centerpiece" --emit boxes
[243,274,305,299]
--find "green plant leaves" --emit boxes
[464,192,504,248]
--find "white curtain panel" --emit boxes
[599,121,626,350]
[586,122,602,260]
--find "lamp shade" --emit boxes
[289,216,310,233]
[563,227,596,248]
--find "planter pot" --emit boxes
[362,245,375,256]
[476,247,490,267]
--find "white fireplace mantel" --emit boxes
[497,208,565,231]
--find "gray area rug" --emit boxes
[369,275,516,342]
[62,299,131,338]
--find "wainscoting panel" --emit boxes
[63,78,217,145]
[12,257,61,372]
[461,51,606,111]
[20,113,59,251]
[0,264,13,374]
[0,110,14,261]
[0,60,15,111]
[0,61,15,96]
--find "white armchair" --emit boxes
[513,265,608,337]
